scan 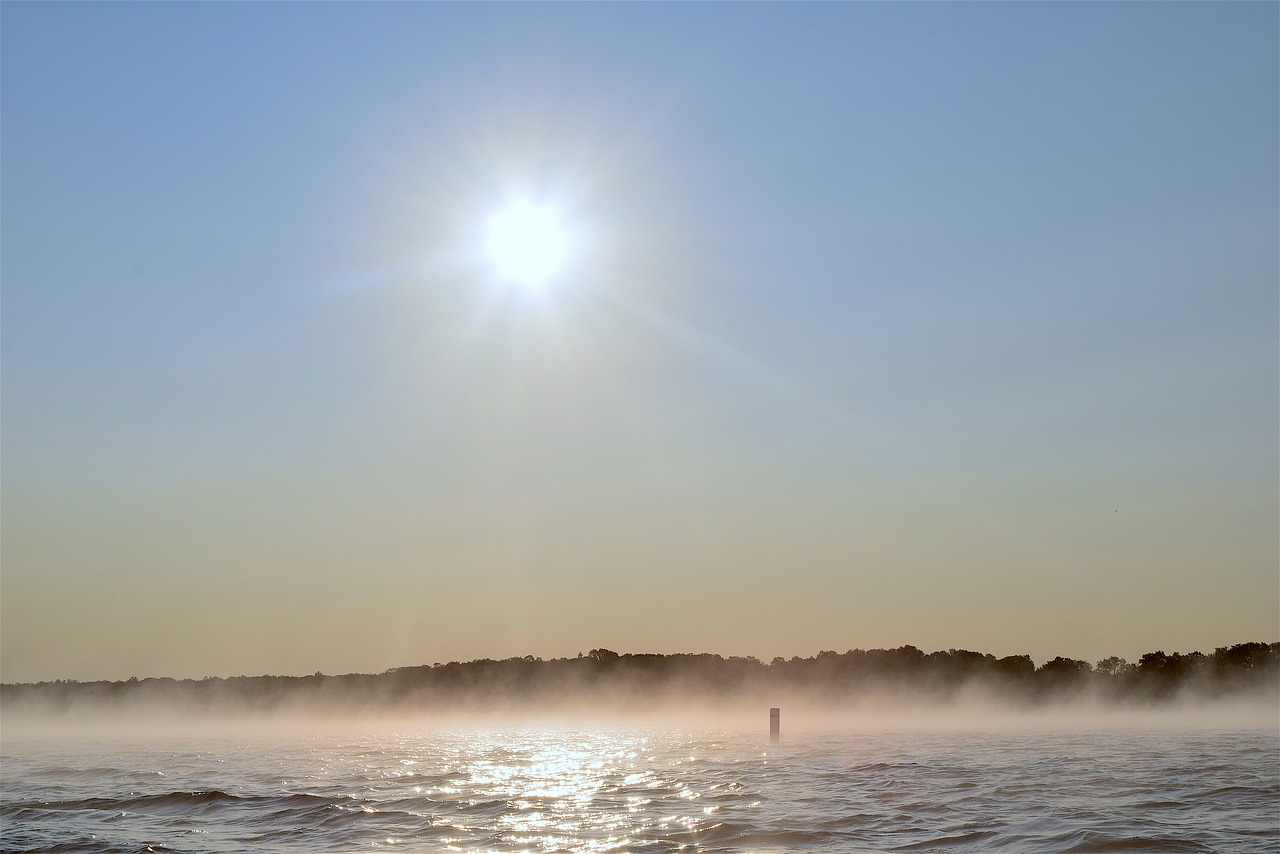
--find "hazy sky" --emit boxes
[3,3,1276,683]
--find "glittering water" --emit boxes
[2,727,1276,853]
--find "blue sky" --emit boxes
[3,3,1276,681]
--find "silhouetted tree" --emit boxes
[1094,656,1132,677]
[4,640,1276,714]
[588,648,619,665]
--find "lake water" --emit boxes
[2,724,1277,853]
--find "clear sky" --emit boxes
[3,2,1276,683]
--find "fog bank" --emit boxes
[5,643,1276,741]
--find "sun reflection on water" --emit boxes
[266,728,770,852]
[448,731,670,850]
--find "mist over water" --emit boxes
[4,688,1279,747]
[5,642,1277,736]
[4,647,1276,852]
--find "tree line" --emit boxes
[3,642,1276,716]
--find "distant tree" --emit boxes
[995,655,1035,679]
[1213,642,1276,672]
[1138,651,1171,673]
[1038,657,1093,689]
[1094,657,1133,677]
[4,640,1276,715]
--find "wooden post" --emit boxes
[769,707,780,742]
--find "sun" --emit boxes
[485,200,569,288]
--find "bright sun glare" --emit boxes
[485,200,569,288]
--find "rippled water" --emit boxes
[2,726,1276,853]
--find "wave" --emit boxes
[1058,832,1217,853]
[3,729,1276,854]
[1,789,340,817]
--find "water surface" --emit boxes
[3,727,1276,852]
